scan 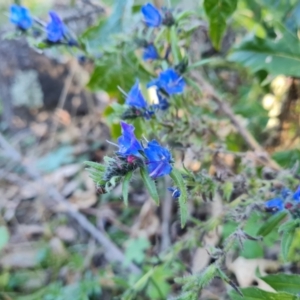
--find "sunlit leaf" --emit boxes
[204,0,238,50]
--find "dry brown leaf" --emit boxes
[227,256,280,290]
[49,237,68,258]
[131,199,160,239]
[55,226,77,243]
[0,245,40,268]
[69,190,97,209]
[192,194,223,273]
[15,224,46,241]
[30,122,48,138]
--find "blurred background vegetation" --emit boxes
[0,0,300,299]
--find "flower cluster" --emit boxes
[265,186,300,216]
[9,4,76,46]
[121,80,170,120]
[120,3,186,120]
[117,121,173,179]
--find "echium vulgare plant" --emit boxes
[7,1,300,299]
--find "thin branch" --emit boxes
[160,177,173,252]
[0,133,141,275]
[190,71,281,171]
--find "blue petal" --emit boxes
[293,186,300,202]
[265,198,284,212]
[168,187,181,198]
[125,81,148,109]
[141,3,162,27]
[157,93,169,110]
[46,11,67,42]
[117,121,143,156]
[143,44,159,61]
[145,140,172,178]
[10,5,33,30]
[281,188,293,199]
[148,68,186,95]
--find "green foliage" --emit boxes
[229,287,298,300]
[140,166,160,205]
[170,168,188,228]
[81,0,133,53]
[279,219,300,262]
[125,237,150,266]
[257,211,288,237]
[204,0,238,50]
[228,32,300,77]
[281,227,295,262]
[84,161,105,186]
[260,274,300,294]
[87,48,150,97]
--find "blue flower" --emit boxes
[10,5,33,30]
[117,122,143,157]
[293,186,300,202]
[148,68,186,95]
[265,198,284,213]
[168,187,181,198]
[46,11,67,43]
[125,81,148,109]
[143,44,159,61]
[281,188,293,199]
[156,93,169,110]
[141,3,162,27]
[145,140,172,179]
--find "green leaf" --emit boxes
[272,149,300,171]
[81,0,132,53]
[84,161,106,172]
[124,237,150,266]
[140,167,159,205]
[122,171,133,207]
[87,49,150,96]
[170,26,181,65]
[260,273,300,294]
[169,168,188,228]
[257,211,287,237]
[222,181,234,201]
[229,287,298,300]
[281,229,295,262]
[0,226,9,251]
[228,33,300,77]
[204,0,238,50]
[218,268,242,296]
[279,219,300,233]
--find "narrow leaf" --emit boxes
[229,287,297,300]
[122,171,133,207]
[281,229,295,262]
[257,211,287,237]
[170,26,181,65]
[140,167,159,205]
[170,168,188,228]
[84,161,106,172]
[278,219,300,233]
[222,181,234,201]
[260,273,300,294]
[217,268,242,296]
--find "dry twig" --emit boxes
[191,71,281,171]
